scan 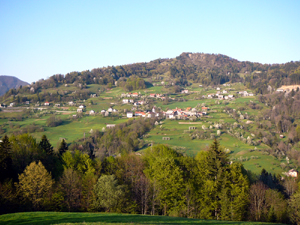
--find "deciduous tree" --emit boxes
[93,175,125,212]
[18,161,54,210]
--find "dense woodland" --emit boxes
[2,52,300,103]
[1,130,300,224]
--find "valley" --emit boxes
[0,81,297,174]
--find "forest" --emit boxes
[1,132,300,224]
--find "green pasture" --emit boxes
[0,212,285,225]
[40,116,128,145]
[143,119,286,174]
[0,112,128,146]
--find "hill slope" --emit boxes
[0,75,29,96]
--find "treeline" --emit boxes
[1,135,300,224]
[3,86,91,104]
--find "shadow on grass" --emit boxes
[145,82,153,88]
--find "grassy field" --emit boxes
[142,118,285,174]
[0,212,286,225]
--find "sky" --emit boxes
[0,0,300,83]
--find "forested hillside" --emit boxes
[1,52,300,103]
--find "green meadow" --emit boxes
[0,212,286,225]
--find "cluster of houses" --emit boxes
[120,93,167,104]
[203,87,254,100]
[126,106,208,120]
[283,169,298,178]
[122,99,147,106]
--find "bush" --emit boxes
[46,115,63,127]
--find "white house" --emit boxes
[127,112,133,118]
[222,90,228,94]
[288,169,298,178]
[106,124,116,129]
[79,105,85,109]
[44,102,50,106]
[218,95,224,100]
[181,89,189,94]
[147,112,155,118]
[122,99,129,104]
[107,107,113,112]
[166,110,175,119]
[89,110,95,115]
[77,108,83,113]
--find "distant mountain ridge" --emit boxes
[0,75,29,96]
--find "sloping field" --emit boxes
[0,212,285,225]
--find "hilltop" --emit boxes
[0,53,300,103]
[0,75,29,96]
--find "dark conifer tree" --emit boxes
[58,139,68,155]
[0,135,12,181]
[39,135,53,155]
[206,138,228,180]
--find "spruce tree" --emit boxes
[39,135,53,155]
[206,139,228,180]
[58,139,68,155]
[199,139,229,220]
[0,135,12,181]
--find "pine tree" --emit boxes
[58,139,68,155]
[39,135,53,155]
[0,135,12,181]
[199,139,229,220]
[206,139,228,181]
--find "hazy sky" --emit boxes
[1,0,300,83]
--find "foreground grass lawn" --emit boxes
[0,212,285,225]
